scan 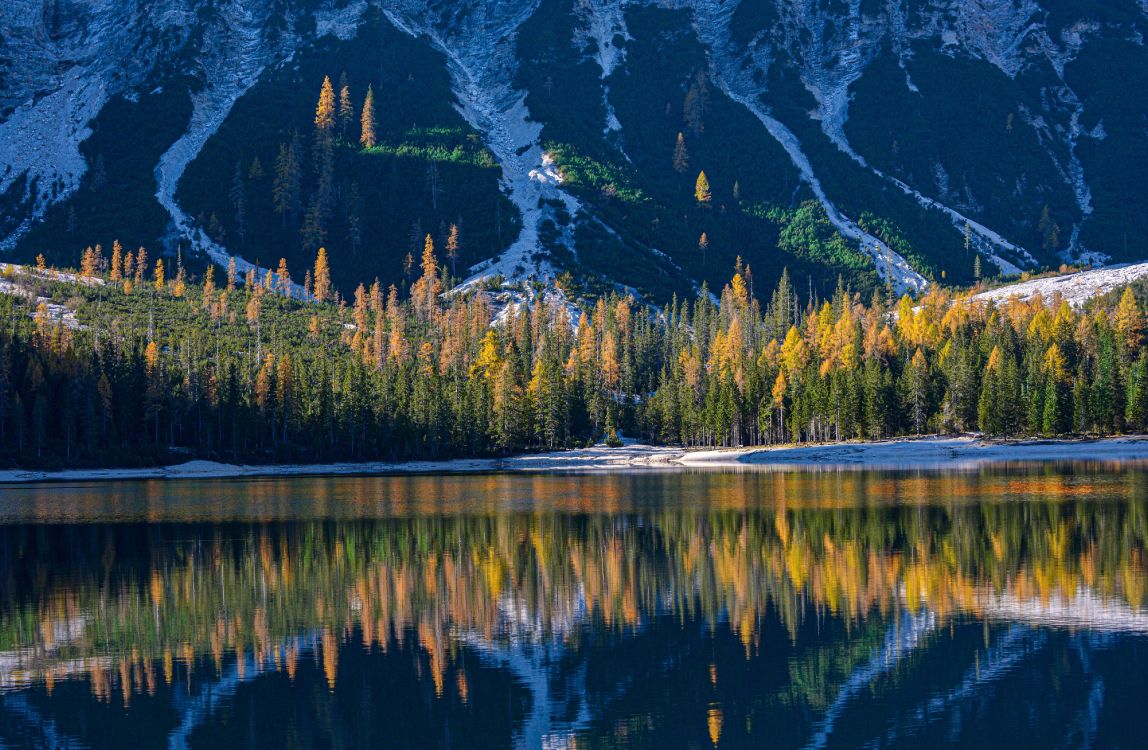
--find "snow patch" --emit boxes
[314,0,369,40]
[0,72,106,249]
[574,0,632,137]
[970,261,1148,308]
[0,262,102,329]
[686,436,1148,469]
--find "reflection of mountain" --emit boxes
[2,470,1148,747]
[3,495,1147,677]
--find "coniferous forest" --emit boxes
[2,238,1147,470]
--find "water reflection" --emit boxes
[1,467,1147,748]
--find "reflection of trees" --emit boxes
[1,493,1146,700]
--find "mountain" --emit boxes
[2,0,1146,302]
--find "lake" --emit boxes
[1,465,1147,749]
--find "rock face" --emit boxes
[2,0,1145,293]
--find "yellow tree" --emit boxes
[360,85,377,148]
[315,75,336,134]
[411,234,441,323]
[471,330,502,381]
[135,248,148,284]
[144,341,159,374]
[110,240,123,282]
[1114,287,1143,354]
[695,170,711,205]
[276,257,291,295]
[172,265,186,298]
[80,246,98,277]
[202,265,216,299]
[313,247,331,302]
[781,326,809,376]
[154,259,165,292]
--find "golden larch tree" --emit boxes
[695,170,711,205]
[360,85,377,148]
[110,240,123,282]
[315,76,336,134]
[276,257,291,295]
[313,246,331,302]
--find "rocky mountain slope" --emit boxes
[2,0,1145,301]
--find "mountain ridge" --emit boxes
[2,0,1146,302]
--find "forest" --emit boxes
[1,230,1147,469]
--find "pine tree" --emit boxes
[1041,343,1069,435]
[154,259,165,292]
[1038,205,1060,252]
[1127,351,1148,430]
[230,161,247,246]
[273,140,302,225]
[301,199,326,253]
[248,156,264,180]
[979,346,1003,435]
[905,348,930,434]
[672,132,689,174]
[338,73,354,138]
[446,223,460,279]
[695,171,711,205]
[682,71,709,135]
[360,85,377,148]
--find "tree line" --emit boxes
[1,246,1146,468]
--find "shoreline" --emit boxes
[2,436,1148,485]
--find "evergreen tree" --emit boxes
[446,223,460,279]
[672,132,689,174]
[682,71,709,135]
[230,161,247,246]
[338,73,354,138]
[273,139,302,225]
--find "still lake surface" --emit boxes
[2,465,1147,749]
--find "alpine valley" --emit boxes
[3,0,1147,301]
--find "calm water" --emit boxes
[2,466,1148,749]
